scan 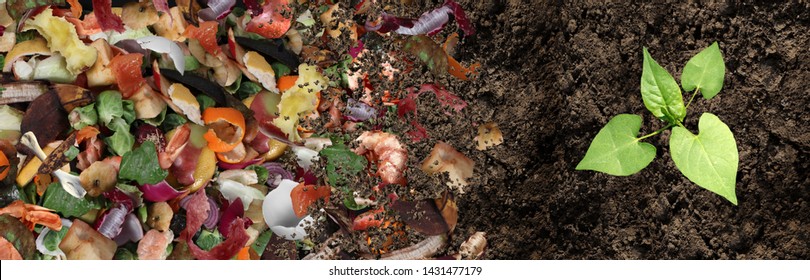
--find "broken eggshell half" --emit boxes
[262,179,314,240]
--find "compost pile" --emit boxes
[0,0,491,260]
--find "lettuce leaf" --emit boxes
[320,137,367,189]
[246,165,268,185]
[119,141,168,185]
[41,225,69,252]
[106,130,134,156]
[196,229,224,251]
[69,104,98,130]
[97,90,124,126]
[41,183,102,218]
[162,113,188,132]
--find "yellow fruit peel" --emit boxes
[22,9,98,75]
[273,64,328,142]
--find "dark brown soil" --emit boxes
[433,1,810,259]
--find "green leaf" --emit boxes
[64,146,79,161]
[271,62,291,78]
[0,214,36,259]
[114,247,138,260]
[42,226,69,252]
[119,141,168,185]
[236,81,263,100]
[343,191,366,211]
[121,100,136,124]
[681,42,725,100]
[69,104,98,130]
[246,165,269,185]
[576,114,657,176]
[184,55,201,71]
[97,90,124,125]
[641,48,686,124]
[197,95,216,111]
[670,113,738,205]
[250,230,273,255]
[196,230,224,251]
[320,138,367,188]
[105,130,135,156]
[41,183,102,218]
[162,113,188,132]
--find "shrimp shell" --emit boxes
[355,131,407,186]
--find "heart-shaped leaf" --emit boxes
[641,48,685,124]
[576,114,656,176]
[670,113,738,205]
[681,42,725,99]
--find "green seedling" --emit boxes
[577,42,739,205]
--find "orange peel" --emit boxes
[202,107,246,153]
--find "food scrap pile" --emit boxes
[0,0,497,260]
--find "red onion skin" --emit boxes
[296,167,318,185]
[135,124,166,152]
[139,181,185,202]
[262,162,294,188]
[92,0,126,32]
[171,143,202,185]
[349,41,365,58]
[199,0,237,21]
[114,214,144,246]
[153,0,170,15]
[203,197,220,230]
[250,131,272,154]
[95,205,128,239]
[218,198,245,239]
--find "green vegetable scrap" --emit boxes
[41,183,101,218]
[119,141,168,185]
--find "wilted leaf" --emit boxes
[390,199,449,236]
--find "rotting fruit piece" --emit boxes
[474,122,503,151]
[420,142,474,193]
[79,161,118,197]
[147,202,173,232]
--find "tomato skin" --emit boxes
[185,21,221,56]
[290,183,331,218]
[245,0,292,39]
[109,53,146,98]
[352,208,385,231]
